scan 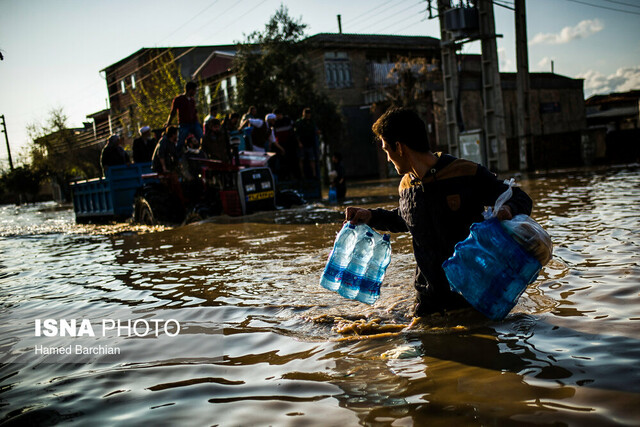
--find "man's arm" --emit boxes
[293,121,303,148]
[159,157,168,173]
[165,97,178,128]
[345,207,408,233]
[246,118,264,128]
[476,166,532,220]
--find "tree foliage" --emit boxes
[26,107,98,179]
[129,50,187,130]
[385,57,441,112]
[25,107,99,200]
[233,5,343,148]
[0,166,43,202]
[129,49,209,130]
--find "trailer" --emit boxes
[70,152,310,225]
[70,162,153,223]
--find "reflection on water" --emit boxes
[1,166,639,425]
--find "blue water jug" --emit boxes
[328,186,338,203]
[355,234,391,304]
[320,223,357,291]
[338,231,375,299]
[442,217,541,320]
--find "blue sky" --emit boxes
[1,0,639,168]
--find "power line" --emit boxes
[560,0,640,15]
[377,3,429,34]
[390,17,428,35]
[122,0,274,94]
[111,0,271,94]
[346,0,406,29]
[492,0,515,11]
[198,0,255,41]
[602,0,640,9]
[350,0,424,34]
[198,0,272,42]
[158,0,222,44]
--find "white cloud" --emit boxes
[536,57,555,71]
[498,47,515,72]
[579,66,640,97]
[530,19,603,45]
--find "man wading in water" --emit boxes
[345,108,533,317]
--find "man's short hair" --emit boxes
[372,107,430,153]
[185,81,198,92]
[165,126,178,138]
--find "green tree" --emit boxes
[233,5,343,151]
[129,49,210,130]
[0,166,43,203]
[26,107,98,200]
[129,49,186,130]
[385,56,441,112]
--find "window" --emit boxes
[227,76,237,107]
[131,73,136,90]
[324,52,353,89]
[120,80,126,94]
[204,85,211,105]
[220,80,228,111]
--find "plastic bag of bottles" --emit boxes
[502,214,553,266]
[442,217,542,320]
[443,178,553,320]
[482,178,515,220]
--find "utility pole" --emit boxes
[477,0,509,172]
[0,114,14,171]
[515,0,531,170]
[431,0,508,171]
[437,0,461,158]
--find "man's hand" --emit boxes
[345,207,371,225]
[496,205,513,221]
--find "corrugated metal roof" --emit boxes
[587,106,639,119]
[305,33,440,48]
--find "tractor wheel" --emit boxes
[134,196,157,225]
[133,189,185,225]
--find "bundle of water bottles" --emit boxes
[442,179,553,320]
[320,223,391,304]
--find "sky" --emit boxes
[1,0,639,169]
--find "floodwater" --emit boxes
[1,166,639,426]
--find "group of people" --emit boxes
[233,104,323,181]
[99,125,158,175]
[100,81,329,186]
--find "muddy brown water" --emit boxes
[1,166,639,425]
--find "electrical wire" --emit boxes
[560,0,640,15]
[346,0,409,28]
[491,0,515,11]
[377,4,429,34]
[602,0,640,9]
[350,0,425,34]
[158,0,222,45]
[390,17,428,35]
